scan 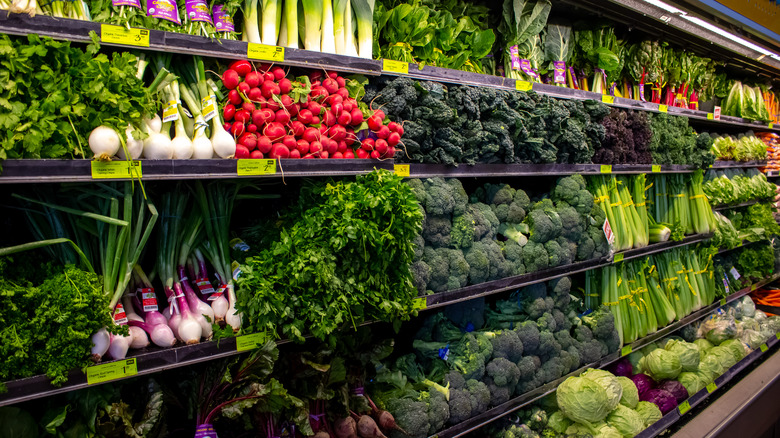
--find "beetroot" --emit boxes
[373,410,407,436]
[356,415,387,438]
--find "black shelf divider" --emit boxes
[713,200,759,211]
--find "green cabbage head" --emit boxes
[557,376,611,425]
[582,369,623,411]
[635,401,662,428]
[677,372,704,396]
[547,410,572,434]
[639,349,682,381]
[607,404,645,438]
[616,376,639,408]
[664,339,700,372]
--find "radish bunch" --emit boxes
[220,61,399,159]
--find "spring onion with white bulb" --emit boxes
[129,265,177,347]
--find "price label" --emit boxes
[720,297,727,307]
[236,332,268,352]
[714,106,721,120]
[100,24,150,47]
[775,332,779,340]
[730,267,741,280]
[751,283,757,291]
[237,159,277,176]
[603,218,615,247]
[652,165,661,173]
[602,95,615,104]
[86,358,138,384]
[516,81,532,92]
[613,253,624,263]
[162,100,179,123]
[201,95,217,122]
[91,161,142,179]
[770,123,774,129]
[706,382,717,393]
[621,345,632,356]
[394,164,410,177]
[600,164,612,173]
[678,400,691,415]
[412,297,427,311]
[382,59,409,74]
[760,343,769,353]
[658,104,668,113]
[706,113,714,120]
[247,43,285,62]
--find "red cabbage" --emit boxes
[609,359,633,377]
[630,373,655,396]
[640,388,678,414]
[658,380,689,404]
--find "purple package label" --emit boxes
[186,0,213,24]
[568,67,579,89]
[113,0,141,8]
[147,0,180,24]
[213,5,235,31]
[519,59,539,79]
[509,45,521,70]
[553,61,566,84]
[194,424,218,438]
[639,82,646,101]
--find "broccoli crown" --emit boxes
[481,183,516,205]
[501,240,526,276]
[525,199,562,243]
[552,175,595,215]
[534,331,562,361]
[466,379,491,415]
[516,355,540,380]
[523,240,549,273]
[582,306,617,340]
[577,338,607,364]
[552,309,572,332]
[481,238,514,281]
[450,333,490,380]
[464,242,490,285]
[447,388,472,425]
[413,178,469,217]
[451,211,476,250]
[515,321,541,353]
[422,214,453,248]
[386,394,431,438]
[536,312,558,333]
[576,233,596,261]
[411,260,431,295]
[422,389,450,434]
[487,330,524,363]
[557,204,584,241]
[485,357,522,388]
[443,370,466,390]
[536,357,566,383]
[549,277,572,309]
[443,248,470,291]
[423,247,450,293]
[544,239,563,267]
[469,202,500,241]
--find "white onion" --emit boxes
[89,126,121,160]
[108,333,131,360]
[225,283,241,332]
[117,125,144,160]
[191,117,214,159]
[91,327,110,359]
[128,326,150,349]
[145,114,162,133]
[143,130,174,159]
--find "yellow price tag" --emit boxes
[86,358,138,384]
[775,332,779,340]
[247,43,285,62]
[412,297,427,311]
[382,59,409,74]
[706,382,717,393]
[100,24,150,47]
[770,123,774,129]
[751,283,757,291]
[516,81,532,92]
[602,95,615,104]
[658,104,668,113]
[600,164,612,173]
[678,400,691,415]
[237,159,277,176]
[652,165,661,173]
[614,253,624,263]
[621,345,632,357]
[394,164,410,177]
[720,298,727,307]
[707,113,714,120]
[760,343,769,353]
[236,332,268,352]
[91,161,142,179]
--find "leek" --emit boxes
[261,0,281,47]
[283,0,298,48]
[321,0,336,53]
[333,0,349,55]
[243,0,261,43]
[301,0,322,51]
[351,0,374,59]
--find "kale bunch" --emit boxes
[647,113,715,167]
[594,108,652,164]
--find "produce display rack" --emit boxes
[712,200,760,211]
[716,239,766,255]
[431,272,780,438]
[0,160,766,183]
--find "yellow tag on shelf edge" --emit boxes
[652,165,661,173]
[707,113,714,120]
[614,253,624,263]
[775,332,780,340]
[382,59,409,75]
[516,81,532,92]
[760,343,769,353]
[600,164,612,173]
[236,332,268,352]
[412,297,427,311]
[658,104,668,113]
[100,24,150,47]
[770,123,774,129]
[86,358,138,384]
[237,159,276,176]
[678,400,691,415]
[91,161,142,179]
[394,164,410,177]
[247,43,285,62]
[621,345,632,356]
[602,95,615,104]
[706,382,717,393]
[720,298,727,307]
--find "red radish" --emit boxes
[291,121,305,137]
[238,82,250,95]
[280,94,294,109]
[271,66,285,81]
[344,149,355,158]
[228,89,242,106]
[231,122,245,136]
[386,146,396,158]
[263,71,274,82]
[326,94,344,106]
[271,143,290,158]
[264,122,286,142]
[327,70,338,79]
[336,76,346,88]
[323,110,336,126]
[332,151,344,159]
[245,71,262,88]
[375,125,390,139]
[222,69,241,89]
[239,133,258,150]
[310,86,329,101]
[388,121,401,133]
[250,150,264,159]
[228,60,251,77]
[322,77,339,94]
[275,109,291,125]
[373,109,386,120]
[330,125,347,141]
[282,135,297,150]
[351,109,364,125]
[261,80,281,99]
[367,115,382,131]
[336,88,350,100]
[309,141,322,155]
[324,138,338,155]
[337,141,347,153]
[375,139,388,156]
[297,109,313,124]
[223,122,232,131]
[242,102,256,113]
[248,87,263,102]
[235,144,250,158]
[252,109,266,126]
[302,127,319,143]
[345,128,357,145]
[289,149,301,158]
[395,123,404,136]
[247,124,258,133]
[343,101,354,113]
[311,116,321,125]
[223,104,236,121]
[319,124,329,135]
[234,110,250,124]
[266,98,280,111]
[332,102,344,116]
[356,148,370,159]
[303,153,315,159]
[387,132,401,147]
[257,136,272,154]
[288,103,300,117]
[259,62,271,71]
[361,138,375,151]
[336,112,352,129]
[320,150,329,159]
[279,78,292,94]
[260,108,275,123]
[309,101,324,116]
[309,70,323,82]
[370,150,381,159]
[296,139,310,154]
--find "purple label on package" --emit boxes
[147,0,180,24]
[113,0,141,8]
[553,61,566,84]
[569,67,579,89]
[509,45,521,70]
[639,82,646,101]
[186,0,212,23]
[213,5,234,31]
[194,424,218,438]
[519,59,539,79]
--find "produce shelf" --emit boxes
[0,159,394,183]
[431,272,780,438]
[712,200,759,211]
[422,234,712,311]
[716,239,766,255]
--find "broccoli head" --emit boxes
[386,393,431,438]
[464,242,490,285]
[443,370,466,390]
[516,355,540,380]
[422,389,450,434]
[443,248,470,290]
[422,215,452,248]
[469,202,500,241]
[557,204,585,241]
[447,388,472,425]
[466,379,491,415]
[548,277,572,309]
[533,331,562,361]
[523,240,549,273]
[501,239,526,276]
[514,321,541,353]
[413,233,425,261]
[414,178,465,217]
[451,212,475,249]
[544,239,563,267]
[552,175,595,215]
[411,260,431,295]
[485,330,524,363]
[482,375,514,406]
[423,247,450,293]
[485,357,522,388]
